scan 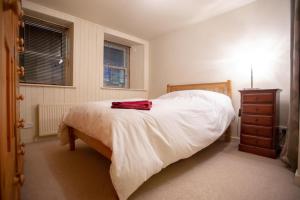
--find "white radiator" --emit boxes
[38,104,74,136]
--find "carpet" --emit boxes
[21,139,300,200]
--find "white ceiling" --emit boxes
[28,0,256,40]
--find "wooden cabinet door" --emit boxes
[0,0,24,199]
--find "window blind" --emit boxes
[20,16,69,86]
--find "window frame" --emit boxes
[20,15,72,86]
[103,40,130,89]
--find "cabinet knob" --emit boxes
[17,66,25,76]
[17,119,25,128]
[13,173,25,185]
[18,46,24,53]
[16,94,24,101]
[17,146,25,155]
[18,20,25,28]
[19,9,24,18]
[17,38,24,46]
[18,143,25,155]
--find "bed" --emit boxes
[59,80,235,200]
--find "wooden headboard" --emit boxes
[167,80,232,98]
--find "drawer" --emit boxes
[241,135,272,148]
[241,115,273,126]
[241,124,273,138]
[242,104,273,115]
[243,93,274,104]
[239,144,276,158]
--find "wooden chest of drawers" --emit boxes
[239,89,280,158]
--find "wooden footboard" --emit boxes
[69,125,231,163]
[68,127,112,160]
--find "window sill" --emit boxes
[101,87,147,92]
[20,83,76,89]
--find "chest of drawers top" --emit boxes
[239,89,280,104]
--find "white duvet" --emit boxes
[59,90,235,200]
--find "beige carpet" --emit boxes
[21,139,300,200]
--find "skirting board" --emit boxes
[231,136,240,141]
[295,170,300,186]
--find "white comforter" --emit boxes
[59,90,235,200]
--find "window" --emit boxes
[104,41,130,88]
[20,16,72,86]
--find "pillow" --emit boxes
[158,90,228,100]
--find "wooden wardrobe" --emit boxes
[0,0,25,199]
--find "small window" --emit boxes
[20,16,72,86]
[103,41,130,88]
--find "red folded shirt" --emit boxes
[111,100,152,110]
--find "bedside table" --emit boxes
[238,89,281,158]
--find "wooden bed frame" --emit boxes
[68,80,233,160]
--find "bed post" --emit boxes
[226,80,232,98]
[69,127,75,151]
[167,84,171,93]
[225,126,231,142]
[225,80,232,142]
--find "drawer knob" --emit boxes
[17,119,25,128]
[18,46,25,52]
[18,20,25,28]
[17,146,25,155]
[16,94,24,101]
[17,66,25,76]
[19,9,24,19]
[13,173,25,185]
[17,38,24,46]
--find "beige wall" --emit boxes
[20,1,149,143]
[130,45,145,89]
[150,0,290,137]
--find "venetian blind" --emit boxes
[20,16,70,86]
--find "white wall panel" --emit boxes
[20,1,149,143]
